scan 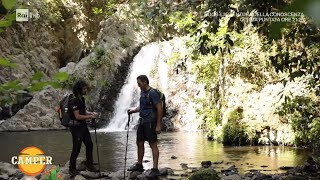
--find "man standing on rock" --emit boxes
[68,80,99,176]
[127,75,162,178]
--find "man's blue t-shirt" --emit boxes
[139,88,160,123]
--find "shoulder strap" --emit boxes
[145,88,155,107]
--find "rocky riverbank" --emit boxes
[1,156,320,180]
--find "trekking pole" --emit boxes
[93,118,102,180]
[124,113,131,180]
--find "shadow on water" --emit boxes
[0,130,311,173]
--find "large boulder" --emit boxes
[0,86,65,131]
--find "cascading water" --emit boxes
[100,42,171,132]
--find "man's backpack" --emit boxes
[146,88,167,117]
[57,94,79,127]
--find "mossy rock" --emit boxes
[189,168,220,180]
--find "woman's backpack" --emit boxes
[57,94,79,127]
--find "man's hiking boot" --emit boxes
[127,163,144,172]
[86,164,100,172]
[69,169,80,177]
[147,168,160,178]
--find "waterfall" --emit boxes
[100,42,171,132]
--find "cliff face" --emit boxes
[0,2,153,131]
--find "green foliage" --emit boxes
[0,71,69,106]
[169,11,197,34]
[61,74,78,89]
[199,107,221,139]
[0,0,16,32]
[265,0,320,39]
[0,58,17,68]
[30,71,44,82]
[88,71,95,81]
[222,107,249,146]
[91,0,117,17]
[192,54,220,89]
[245,127,259,145]
[275,95,320,147]
[2,0,15,10]
[53,72,68,82]
[270,22,320,83]
[167,52,181,66]
[223,122,249,146]
[119,36,130,48]
[99,79,109,88]
[105,0,117,17]
[92,7,103,15]
[189,168,220,180]
[95,47,105,59]
[228,107,244,122]
[89,47,106,69]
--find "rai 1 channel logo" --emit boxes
[11,146,62,179]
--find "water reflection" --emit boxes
[0,131,310,173]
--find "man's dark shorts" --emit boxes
[137,121,157,143]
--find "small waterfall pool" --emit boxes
[0,130,310,174]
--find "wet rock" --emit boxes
[306,156,317,165]
[137,169,151,179]
[0,174,9,180]
[80,171,100,179]
[21,176,37,180]
[243,172,254,178]
[127,171,142,179]
[64,157,87,171]
[201,161,212,168]
[159,167,171,175]
[167,168,174,176]
[189,168,219,180]
[288,166,304,174]
[74,175,86,180]
[171,155,177,159]
[248,169,259,173]
[271,175,281,180]
[287,174,306,180]
[251,172,272,180]
[0,91,33,120]
[0,87,65,132]
[109,170,124,179]
[221,174,241,180]
[0,162,18,176]
[8,177,19,180]
[180,163,188,170]
[213,161,223,164]
[7,169,23,179]
[221,165,238,173]
[279,166,294,170]
[303,164,318,174]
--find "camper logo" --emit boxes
[11,146,53,176]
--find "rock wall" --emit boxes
[0,3,153,131]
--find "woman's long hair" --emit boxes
[72,80,88,96]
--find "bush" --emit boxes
[228,106,243,122]
[275,95,320,148]
[189,168,220,180]
[222,122,248,146]
[119,36,130,48]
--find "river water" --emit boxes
[0,130,310,174]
